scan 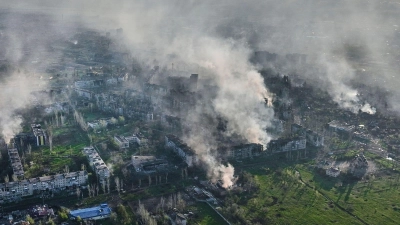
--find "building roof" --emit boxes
[69,204,111,220]
[327,167,340,173]
[114,135,129,143]
[31,124,45,137]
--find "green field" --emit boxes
[224,154,400,225]
[24,125,90,178]
[188,202,228,225]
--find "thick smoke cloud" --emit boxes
[2,0,400,185]
[0,74,42,142]
[0,9,75,142]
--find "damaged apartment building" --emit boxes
[114,134,141,149]
[165,135,196,167]
[327,120,371,144]
[291,124,324,147]
[0,171,88,203]
[8,148,24,179]
[82,147,110,184]
[219,143,264,160]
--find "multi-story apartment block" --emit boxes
[267,138,307,153]
[165,135,196,167]
[0,171,87,202]
[226,143,263,159]
[82,147,110,184]
[8,148,24,178]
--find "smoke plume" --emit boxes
[3,0,400,185]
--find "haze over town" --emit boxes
[0,1,400,224]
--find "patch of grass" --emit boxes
[188,202,228,225]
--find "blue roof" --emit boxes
[69,204,112,220]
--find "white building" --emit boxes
[125,134,141,146]
[82,147,110,184]
[0,171,88,201]
[114,136,129,149]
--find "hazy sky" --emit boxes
[1,0,400,186]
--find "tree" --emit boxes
[12,174,18,182]
[118,116,125,124]
[117,204,132,225]
[26,215,35,224]
[58,211,68,221]
[110,117,118,125]
[46,218,55,225]
[99,119,108,129]
[27,144,32,155]
[76,187,81,199]
[4,175,9,183]
[115,177,120,195]
[110,212,118,223]
[64,165,69,173]
[87,183,92,197]
[101,181,106,194]
[107,177,110,194]
[136,202,156,225]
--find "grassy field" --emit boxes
[24,125,90,178]
[228,154,400,225]
[188,202,228,225]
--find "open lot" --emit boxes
[224,153,400,225]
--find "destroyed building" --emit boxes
[349,154,369,178]
[82,147,110,184]
[114,134,140,149]
[31,124,46,146]
[165,135,196,167]
[8,148,24,178]
[131,156,168,173]
[291,124,324,147]
[326,167,340,177]
[220,143,263,159]
[267,138,306,153]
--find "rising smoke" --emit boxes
[2,0,400,186]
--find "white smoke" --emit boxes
[0,73,44,142]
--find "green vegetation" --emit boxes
[336,149,360,161]
[224,155,400,225]
[188,202,228,225]
[24,125,89,178]
[116,204,134,225]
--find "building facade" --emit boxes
[31,124,46,146]
[0,171,88,202]
[83,147,110,184]
[268,138,306,153]
[165,135,196,167]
